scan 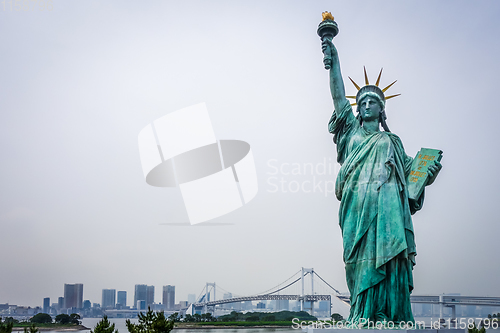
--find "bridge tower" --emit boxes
[301,267,315,314]
[204,282,216,314]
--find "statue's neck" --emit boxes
[362,119,380,133]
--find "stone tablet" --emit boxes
[407,148,443,200]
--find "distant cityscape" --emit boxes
[0,283,333,319]
[1,284,499,320]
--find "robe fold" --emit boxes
[328,101,423,324]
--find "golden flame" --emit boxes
[322,12,334,21]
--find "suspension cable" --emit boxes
[313,271,341,294]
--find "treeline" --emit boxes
[218,310,317,322]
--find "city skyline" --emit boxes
[1,0,500,307]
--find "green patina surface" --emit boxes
[319,15,442,325]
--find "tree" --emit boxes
[55,314,71,324]
[126,308,174,333]
[262,315,275,322]
[183,314,194,323]
[23,323,39,333]
[0,318,14,333]
[91,316,118,333]
[167,313,180,323]
[331,313,343,322]
[70,314,81,325]
[30,313,52,324]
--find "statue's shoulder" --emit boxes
[385,131,407,152]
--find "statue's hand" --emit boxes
[321,39,337,59]
[426,161,442,186]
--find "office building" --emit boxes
[187,294,196,304]
[134,285,147,308]
[64,283,83,309]
[162,285,175,310]
[102,289,116,309]
[146,285,155,307]
[134,284,155,308]
[137,300,146,310]
[43,297,50,313]
[58,297,64,310]
[117,291,127,307]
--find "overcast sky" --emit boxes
[1,0,500,315]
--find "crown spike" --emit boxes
[350,103,357,106]
[346,95,357,99]
[375,68,383,87]
[382,80,397,92]
[348,77,361,90]
[364,66,369,85]
[385,94,401,100]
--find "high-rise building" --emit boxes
[162,285,175,310]
[276,299,289,311]
[134,285,147,308]
[43,297,50,313]
[58,297,64,310]
[102,289,116,309]
[187,294,196,304]
[146,285,155,307]
[83,300,91,309]
[64,284,83,309]
[117,291,127,307]
[135,285,154,308]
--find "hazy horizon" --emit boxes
[1,0,499,314]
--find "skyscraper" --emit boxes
[162,285,175,310]
[58,297,64,310]
[64,283,83,309]
[134,285,155,308]
[117,291,127,307]
[146,285,155,307]
[102,289,116,309]
[43,297,50,313]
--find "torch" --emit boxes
[317,12,339,70]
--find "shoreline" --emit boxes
[173,324,292,330]
[12,325,89,332]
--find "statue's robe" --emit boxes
[329,101,424,324]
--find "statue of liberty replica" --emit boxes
[318,12,442,325]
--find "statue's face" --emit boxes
[359,97,382,122]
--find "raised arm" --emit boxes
[322,39,348,113]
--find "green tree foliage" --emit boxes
[331,313,344,322]
[126,308,174,333]
[167,313,181,323]
[183,314,194,323]
[91,316,118,333]
[217,310,316,323]
[69,314,81,325]
[23,323,39,333]
[30,313,52,324]
[245,315,259,322]
[468,322,486,333]
[0,318,14,333]
[55,314,71,324]
[262,315,275,322]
